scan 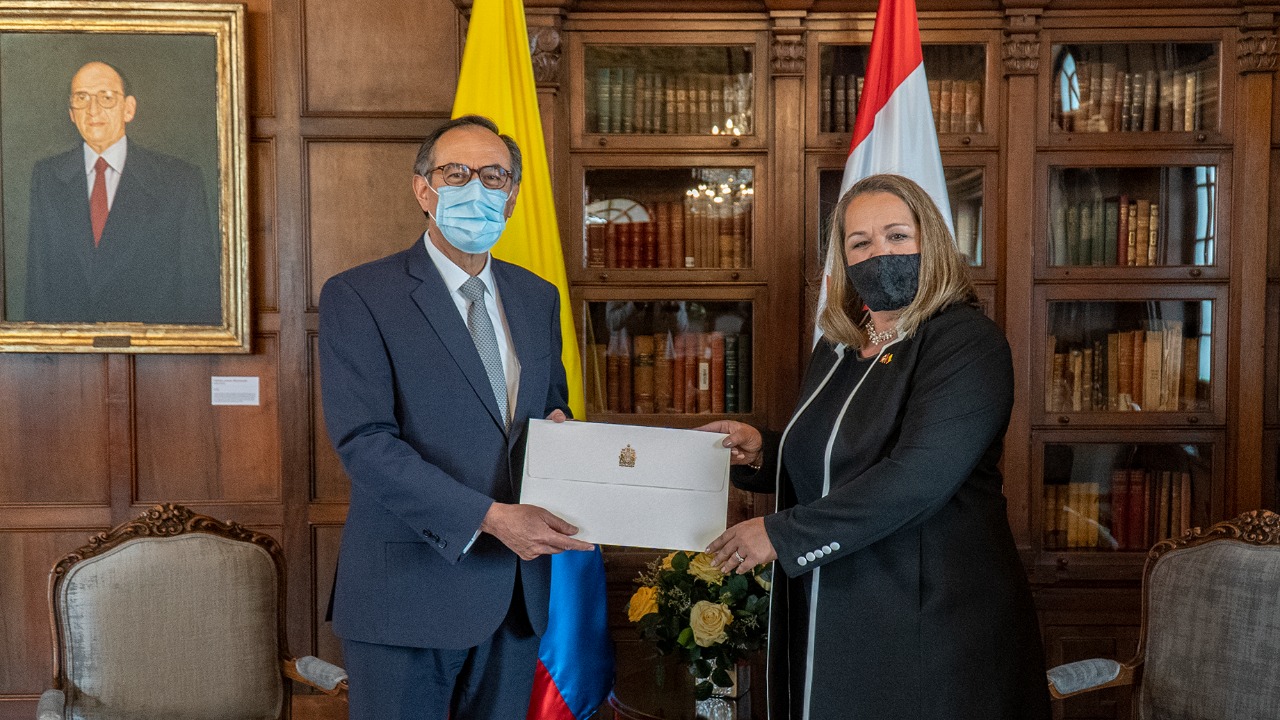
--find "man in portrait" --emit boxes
[23,60,220,325]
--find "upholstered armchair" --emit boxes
[1046,509,1280,719]
[37,504,347,720]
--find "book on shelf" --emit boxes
[1181,337,1200,411]
[1111,470,1128,548]
[821,80,832,133]
[710,332,726,414]
[1133,199,1151,266]
[632,334,655,413]
[1116,195,1130,266]
[846,75,861,133]
[656,203,670,268]
[724,334,739,413]
[635,72,648,135]
[654,332,673,413]
[596,68,613,133]
[1146,201,1159,266]
[587,223,606,268]
[834,79,847,134]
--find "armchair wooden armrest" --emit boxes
[1047,658,1139,700]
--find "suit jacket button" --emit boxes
[796,556,808,567]
[438,539,448,548]
[805,551,817,562]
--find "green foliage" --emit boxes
[627,550,772,691]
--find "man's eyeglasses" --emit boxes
[70,90,123,109]
[428,163,512,190]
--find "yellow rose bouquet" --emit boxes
[626,550,772,700]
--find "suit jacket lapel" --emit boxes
[406,241,507,432]
[49,149,95,278]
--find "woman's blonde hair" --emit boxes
[818,173,976,348]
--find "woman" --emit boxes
[701,174,1050,719]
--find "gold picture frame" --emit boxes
[0,1,248,352]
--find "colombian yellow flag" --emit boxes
[452,0,583,419]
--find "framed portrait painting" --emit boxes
[0,2,248,352]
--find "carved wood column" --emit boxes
[524,8,571,253]
[770,11,807,434]
[1229,13,1278,512]
[1000,7,1041,549]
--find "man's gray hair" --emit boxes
[412,114,522,184]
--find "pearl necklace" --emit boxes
[864,318,897,346]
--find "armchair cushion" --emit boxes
[57,533,282,720]
[35,689,64,720]
[1142,541,1280,720]
[295,655,348,691]
[1046,658,1122,696]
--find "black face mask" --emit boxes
[845,253,921,312]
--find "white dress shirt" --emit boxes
[83,136,128,209]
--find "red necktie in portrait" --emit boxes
[90,156,109,247]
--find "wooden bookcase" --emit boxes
[536,4,1280,719]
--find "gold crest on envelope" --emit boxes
[619,444,637,468]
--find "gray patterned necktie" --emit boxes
[459,276,508,427]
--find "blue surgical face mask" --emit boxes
[427,179,510,255]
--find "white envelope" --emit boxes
[520,419,729,551]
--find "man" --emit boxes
[24,61,219,324]
[319,115,593,719]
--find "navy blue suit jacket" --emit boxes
[318,238,569,650]
[23,142,221,324]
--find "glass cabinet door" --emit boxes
[1047,165,1220,269]
[815,165,986,268]
[818,44,987,136]
[1042,298,1214,416]
[583,167,754,271]
[584,45,755,137]
[583,300,752,417]
[1051,43,1219,134]
[1040,441,1214,551]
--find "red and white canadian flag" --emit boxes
[842,0,952,221]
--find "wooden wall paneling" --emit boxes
[1038,587,1141,720]
[133,335,282,503]
[0,356,110,505]
[310,523,344,669]
[0,530,108,695]
[252,139,280,313]
[304,140,429,309]
[301,0,460,115]
[309,333,348,501]
[247,0,275,117]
